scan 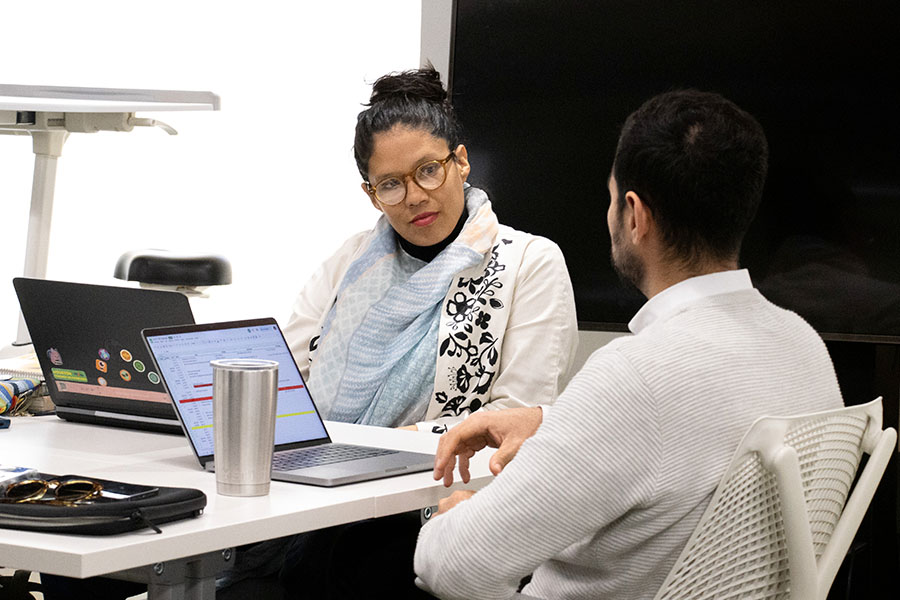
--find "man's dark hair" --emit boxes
[612,89,769,266]
[354,66,462,181]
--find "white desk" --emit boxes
[0,417,492,598]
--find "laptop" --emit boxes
[13,277,195,434]
[141,318,435,486]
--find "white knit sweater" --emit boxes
[415,278,843,599]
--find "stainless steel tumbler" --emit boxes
[211,358,279,496]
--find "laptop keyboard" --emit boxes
[272,443,398,470]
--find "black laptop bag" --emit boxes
[0,484,206,535]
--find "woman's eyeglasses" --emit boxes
[1,478,103,505]
[365,152,456,206]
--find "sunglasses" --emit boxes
[1,478,103,505]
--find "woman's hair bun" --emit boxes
[354,65,461,180]
[369,66,447,106]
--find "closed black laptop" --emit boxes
[13,277,195,433]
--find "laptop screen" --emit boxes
[144,319,329,459]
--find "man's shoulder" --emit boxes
[704,288,825,339]
[613,289,827,361]
[662,287,813,332]
[576,339,647,386]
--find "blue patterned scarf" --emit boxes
[307,187,498,426]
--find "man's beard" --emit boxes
[610,223,645,293]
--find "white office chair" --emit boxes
[417,398,896,600]
[654,397,896,600]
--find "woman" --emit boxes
[283,66,578,434]
[46,67,575,600]
[218,67,579,599]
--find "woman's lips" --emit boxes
[411,212,438,227]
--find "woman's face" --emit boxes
[363,125,470,247]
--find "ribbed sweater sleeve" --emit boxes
[415,351,660,600]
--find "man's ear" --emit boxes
[362,182,382,212]
[626,190,651,243]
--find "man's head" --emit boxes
[610,90,769,283]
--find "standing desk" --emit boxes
[0,416,493,599]
[0,85,219,354]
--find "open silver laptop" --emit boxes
[142,317,434,487]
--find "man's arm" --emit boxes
[433,406,543,486]
[415,351,660,600]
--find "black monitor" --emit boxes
[446,0,900,341]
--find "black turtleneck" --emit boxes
[397,207,469,263]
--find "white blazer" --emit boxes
[284,224,578,432]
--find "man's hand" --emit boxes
[436,489,477,516]
[433,406,543,487]
[396,425,418,431]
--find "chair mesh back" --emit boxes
[785,414,865,558]
[655,413,867,600]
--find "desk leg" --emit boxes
[110,548,233,600]
[14,130,68,346]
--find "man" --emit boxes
[413,90,844,600]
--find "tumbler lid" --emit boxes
[209,358,278,371]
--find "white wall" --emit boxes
[0,0,422,345]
